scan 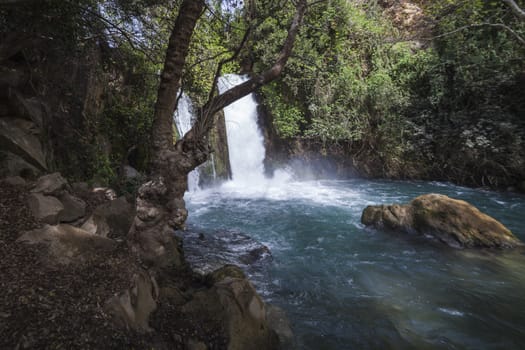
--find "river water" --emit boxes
[177,73,525,349]
[185,179,525,349]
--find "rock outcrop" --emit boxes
[198,110,232,186]
[27,173,87,225]
[27,193,64,224]
[0,117,47,171]
[129,179,185,268]
[361,193,522,248]
[82,196,134,238]
[17,224,118,265]
[266,305,295,349]
[105,270,158,332]
[31,172,68,195]
[182,265,280,350]
[9,172,290,349]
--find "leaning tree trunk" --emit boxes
[129,0,205,268]
[130,0,307,268]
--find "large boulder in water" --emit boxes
[361,193,522,249]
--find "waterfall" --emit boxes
[173,93,200,192]
[210,153,217,180]
[218,74,266,185]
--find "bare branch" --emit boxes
[186,50,231,71]
[79,5,160,64]
[430,22,525,46]
[384,22,525,47]
[206,25,252,104]
[502,0,525,20]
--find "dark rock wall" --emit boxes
[199,110,232,187]
[0,34,107,180]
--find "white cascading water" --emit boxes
[173,93,200,192]
[218,74,267,186]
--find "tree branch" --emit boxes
[189,0,308,141]
[502,0,525,20]
[383,22,525,47]
[79,5,160,64]
[206,25,252,104]
[430,22,525,46]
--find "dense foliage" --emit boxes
[0,0,176,186]
[2,0,523,189]
[246,0,525,188]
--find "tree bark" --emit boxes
[129,0,205,268]
[151,0,205,174]
[502,0,525,20]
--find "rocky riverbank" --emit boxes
[0,174,290,349]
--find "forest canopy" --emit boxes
[1,0,524,188]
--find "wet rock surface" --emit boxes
[182,265,280,350]
[362,193,523,248]
[178,228,272,276]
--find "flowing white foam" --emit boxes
[205,74,365,205]
[438,308,465,317]
[173,93,200,192]
[218,74,267,186]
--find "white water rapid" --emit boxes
[173,93,200,192]
[218,74,267,186]
[182,79,525,350]
[214,74,292,196]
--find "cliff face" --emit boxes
[0,33,107,180]
[199,110,232,187]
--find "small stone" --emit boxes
[93,187,117,200]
